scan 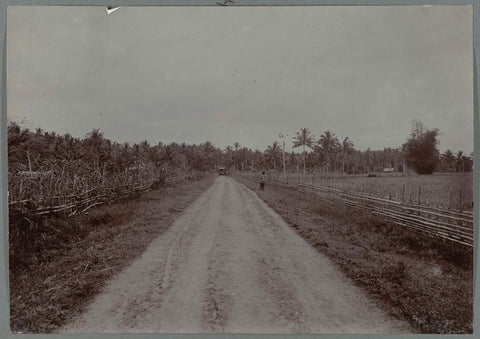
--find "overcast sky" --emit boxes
[7,5,473,153]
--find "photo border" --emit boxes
[0,1,477,339]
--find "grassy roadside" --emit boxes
[233,173,473,334]
[9,175,216,333]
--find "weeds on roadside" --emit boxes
[235,174,473,334]
[9,202,136,272]
[9,175,216,333]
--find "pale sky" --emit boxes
[7,6,473,153]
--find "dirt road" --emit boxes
[62,176,409,334]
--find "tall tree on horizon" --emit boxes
[318,130,340,172]
[341,136,354,174]
[233,142,241,171]
[287,151,298,171]
[455,150,470,173]
[403,120,439,175]
[84,128,108,171]
[292,128,315,175]
[265,141,282,170]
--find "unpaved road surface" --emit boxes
[63,176,409,334]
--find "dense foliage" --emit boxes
[7,123,224,202]
[403,121,440,175]
[8,119,473,203]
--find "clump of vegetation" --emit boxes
[403,120,440,175]
[9,204,132,272]
[8,120,473,207]
[8,122,223,205]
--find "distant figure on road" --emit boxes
[260,171,266,190]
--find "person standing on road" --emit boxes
[260,171,266,190]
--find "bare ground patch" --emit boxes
[233,173,473,334]
[9,175,216,333]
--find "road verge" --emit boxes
[9,175,216,333]
[233,173,473,334]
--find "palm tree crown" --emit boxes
[318,130,340,155]
[318,131,340,172]
[292,128,315,174]
[265,141,282,170]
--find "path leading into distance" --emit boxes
[62,176,409,334]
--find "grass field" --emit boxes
[269,172,473,211]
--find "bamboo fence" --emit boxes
[268,176,474,248]
[8,178,168,217]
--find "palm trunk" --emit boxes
[303,144,306,175]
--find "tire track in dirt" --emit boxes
[201,180,234,331]
[233,180,409,333]
[62,176,410,334]
[61,179,221,333]
[120,180,223,330]
[236,183,309,333]
[146,178,229,333]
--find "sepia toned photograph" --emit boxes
[6,5,474,334]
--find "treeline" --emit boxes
[8,123,225,174]
[237,124,472,175]
[7,122,225,202]
[7,120,473,200]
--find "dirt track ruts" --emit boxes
[62,176,409,333]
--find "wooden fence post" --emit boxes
[459,189,462,210]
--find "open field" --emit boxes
[268,172,473,211]
[267,178,474,247]
[234,173,473,334]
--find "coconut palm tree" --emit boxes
[233,142,241,170]
[252,149,265,170]
[7,122,30,170]
[265,141,282,170]
[223,145,233,168]
[318,131,340,172]
[341,137,354,173]
[84,129,106,171]
[456,151,466,172]
[238,147,251,172]
[442,149,455,172]
[162,144,178,172]
[292,128,315,175]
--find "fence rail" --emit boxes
[268,177,474,248]
[8,179,163,217]
[8,170,213,218]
